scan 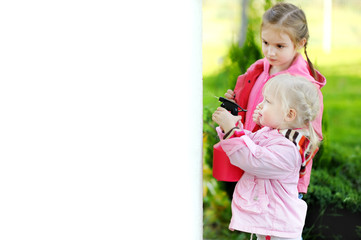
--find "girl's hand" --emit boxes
[212,107,242,133]
[225,89,236,102]
[253,104,261,125]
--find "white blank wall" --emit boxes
[0,0,202,239]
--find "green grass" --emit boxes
[311,48,361,151]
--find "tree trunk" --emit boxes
[239,0,249,47]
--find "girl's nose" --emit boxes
[267,46,275,56]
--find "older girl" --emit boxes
[224,2,326,193]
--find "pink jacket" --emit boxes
[217,126,307,238]
[233,54,326,193]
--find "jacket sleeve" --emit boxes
[216,122,251,140]
[297,159,313,193]
[220,134,301,179]
[233,59,264,126]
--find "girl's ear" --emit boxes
[298,38,307,49]
[285,108,297,122]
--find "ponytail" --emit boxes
[307,121,320,153]
[304,42,319,82]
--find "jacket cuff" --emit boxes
[223,127,245,140]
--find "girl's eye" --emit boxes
[263,40,268,45]
[277,44,284,49]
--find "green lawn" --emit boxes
[311,48,361,152]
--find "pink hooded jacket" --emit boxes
[233,54,326,193]
[217,126,308,238]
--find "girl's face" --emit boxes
[261,26,298,72]
[257,91,285,129]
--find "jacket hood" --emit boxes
[289,53,326,89]
[263,53,326,89]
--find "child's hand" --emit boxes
[253,104,261,125]
[212,107,242,133]
[225,89,236,102]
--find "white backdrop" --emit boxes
[0,0,202,239]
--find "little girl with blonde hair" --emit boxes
[213,74,320,240]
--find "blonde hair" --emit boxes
[262,2,318,82]
[263,74,320,151]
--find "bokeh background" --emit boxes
[203,0,361,239]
